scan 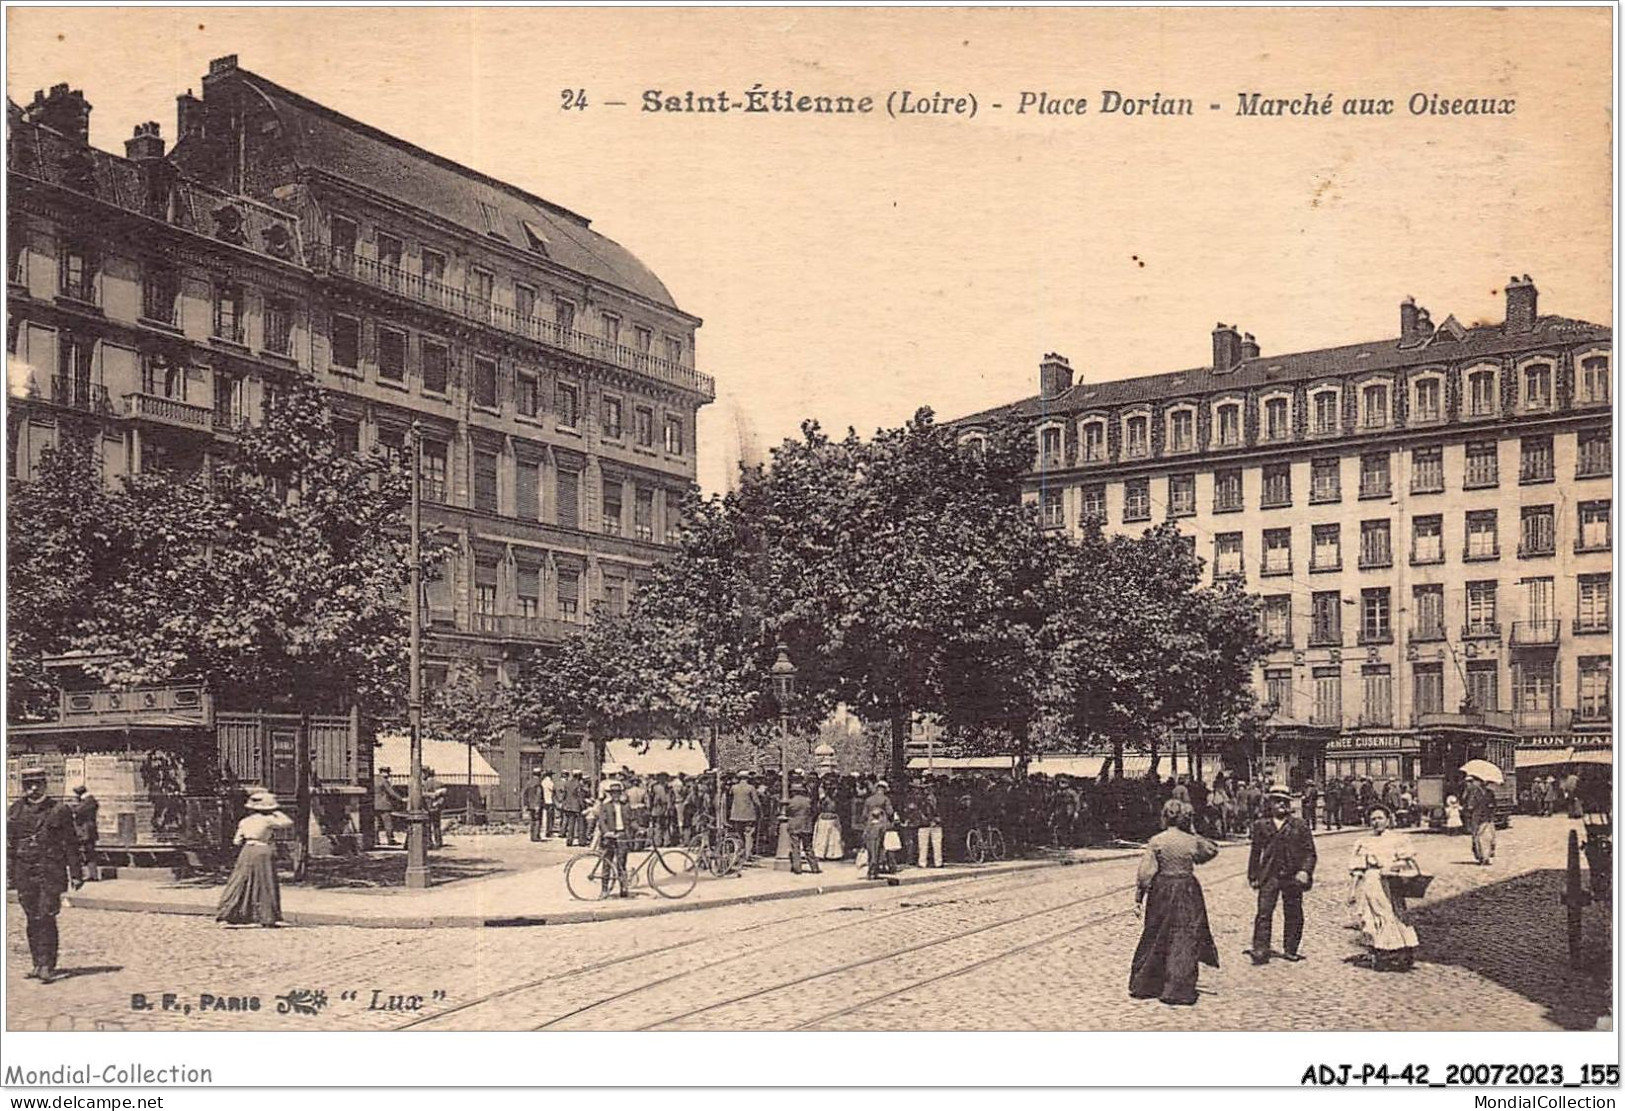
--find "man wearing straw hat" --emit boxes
[7,766,84,982]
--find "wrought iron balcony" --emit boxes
[48,377,111,414]
[1510,619,1561,647]
[469,612,582,642]
[315,249,715,401]
[1461,622,1501,640]
[126,391,213,431]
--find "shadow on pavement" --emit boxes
[1411,868,1612,1030]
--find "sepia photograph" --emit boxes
[1,2,1616,1095]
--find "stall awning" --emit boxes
[907,756,1018,772]
[601,738,710,778]
[1516,747,1575,769]
[374,734,499,786]
[1574,749,1613,766]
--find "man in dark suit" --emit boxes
[1463,776,1497,865]
[1300,780,1319,832]
[786,781,819,874]
[1322,777,1341,831]
[596,779,633,897]
[8,766,84,982]
[1246,787,1316,964]
[69,785,100,881]
[522,770,546,842]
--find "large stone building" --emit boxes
[955,278,1610,789]
[8,57,712,810]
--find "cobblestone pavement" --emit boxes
[8,816,1608,1032]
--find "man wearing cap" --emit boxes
[1246,787,1316,964]
[597,779,633,897]
[8,767,84,982]
[69,785,100,881]
[786,781,820,875]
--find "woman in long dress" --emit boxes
[1130,799,1220,1006]
[1346,805,1420,971]
[217,790,294,927]
[812,782,845,860]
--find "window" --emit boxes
[1124,414,1149,459]
[1413,663,1445,718]
[1038,425,1063,467]
[1262,463,1291,508]
[330,314,360,370]
[665,335,684,363]
[602,313,621,345]
[1411,375,1443,423]
[1262,528,1292,576]
[516,565,541,619]
[375,232,403,271]
[1412,515,1443,564]
[634,326,653,353]
[1311,591,1342,646]
[1261,596,1292,647]
[421,249,446,285]
[377,326,407,383]
[1311,389,1339,436]
[1312,666,1342,726]
[516,372,539,418]
[143,266,179,324]
[555,297,576,333]
[1168,408,1195,453]
[602,397,623,439]
[1578,658,1611,721]
[375,425,405,468]
[474,561,499,622]
[1513,658,1555,713]
[515,284,537,320]
[1521,362,1553,411]
[672,500,689,547]
[1577,574,1610,633]
[1215,403,1242,447]
[1466,581,1498,636]
[420,439,448,503]
[634,487,655,542]
[1578,430,1610,478]
[1359,519,1391,569]
[1040,488,1064,529]
[1213,469,1243,513]
[635,407,655,448]
[1519,505,1556,557]
[1214,532,1243,578]
[264,297,294,356]
[1464,441,1499,488]
[1362,665,1393,726]
[1123,478,1151,523]
[330,215,358,258]
[332,417,360,456]
[1466,369,1497,418]
[557,570,581,622]
[140,351,181,400]
[601,577,627,618]
[1081,484,1106,520]
[470,268,495,305]
[1520,436,1554,483]
[1310,458,1340,504]
[1360,382,1390,429]
[214,371,239,427]
[1081,420,1107,462]
[556,381,580,429]
[1465,510,1499,560]
[1578,500,1611,551]
[214,283,243,343]
[515,460,540,522]
[1359,453,1390,499]
[1579,355,1610,406]
[1262,396,1290,442]
[1413,584,1445,640]
[1466,661,1499,713]
[602,480,624,536]
[556,468,580,529]
[474,449,499,513]
[59,241,95,301]
[470,357,498,409]
[1411,446,1443,494]
[1311,524,1341,571]
[1168,474,1196,517]
[1265,669,1293,717]
[421,341,449,394]
[1360,588,1391,644]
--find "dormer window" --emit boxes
[1262,394,1291,442]
[1410,373,1444,424]
[1080,418,1107,462]
[1038,424,1063,469]
[1359,381,1391,430]
[1579,352,1611,406]
[1215,402,1242,447]
[1167,407,1195,453]
[1466,367,1498,418]
[1521,360,1554,411]
[1310,388,1340,436]
[1124,413,1150,459]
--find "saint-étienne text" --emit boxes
[643,87,876,114]
[1237,91,1516,116]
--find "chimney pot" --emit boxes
[1039,352,1074,400]
[177,91,205,143]
[208,55,239,76]
[21,83,92,145]
[125,121,166,162]
[1212,323,1242,372]
[1505,274,1538,334]
[1240,333,1260,361]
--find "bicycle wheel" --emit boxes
[990,828,1007,861]
[966,828,986,865]
[564,853,609,901]
[721,835,744,874]
[647,848,699,899]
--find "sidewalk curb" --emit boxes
[58,828,1361,929]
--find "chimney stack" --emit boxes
[1240,333,1260,362]
[1505,274,1538,333]
[208,55,240,78]
[22,83,92,145]
[1038,352,1074,400]
[124,121,166,162]
[1212,323,1242,372]
[177,91,205,143]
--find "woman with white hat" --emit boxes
[216,790,294,927]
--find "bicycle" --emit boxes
[965,823,1006,865]
[564,837,699,901]
[687,826,744,877]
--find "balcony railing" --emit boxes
[126,391,213,430]
[316,249,716,401]
[1461,622,1501,640]
[48,377,111,414]
[469,613,582,641]
[1510,619,1561,647]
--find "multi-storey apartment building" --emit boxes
[954,279,1611,789]
[8,58,713,810]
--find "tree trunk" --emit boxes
[293,708,311,882]
[1111,736,1124,780]
[890,707,909,791]
[1148,730,1161,780]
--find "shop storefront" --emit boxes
[1322,730,1420,785]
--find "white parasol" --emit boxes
[1459,759,1504,785]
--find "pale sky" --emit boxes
[7,7,1612,494]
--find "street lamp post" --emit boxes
[404,422,431,890]
[770,646,797,869]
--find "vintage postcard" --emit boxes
[2,3,1616,1096]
